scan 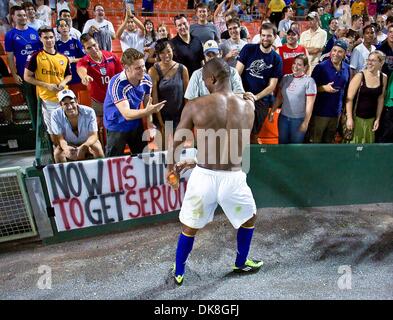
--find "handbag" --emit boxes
[340,73,363,142]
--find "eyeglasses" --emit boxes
[366,58,380,63]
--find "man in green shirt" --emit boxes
[319,4,333,32]
[74,0,90,32]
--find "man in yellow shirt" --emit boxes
[351,0,366,16]
[24,27,72,138]
[268,0,287,27]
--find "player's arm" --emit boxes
[167,101,194,174]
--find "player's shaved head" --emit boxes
[202,58,230,83]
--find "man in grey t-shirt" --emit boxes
[189,2,220,44]
[278,6,294,38]
[219,18,247,68]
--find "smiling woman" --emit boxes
[148,39,189,138]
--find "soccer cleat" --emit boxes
[172,264,184,286]
[232,259,264,273]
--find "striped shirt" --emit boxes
[103,71,152,132]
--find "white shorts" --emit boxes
[179,166,256,230]
[42,100,60,135]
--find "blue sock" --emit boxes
[175,232,195,276]
[235,226,254,267]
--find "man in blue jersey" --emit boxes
[103,48,166,157]
[55,19,85,92]
[236,22,283,143]
[5,5,42,130]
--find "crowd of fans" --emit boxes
[0,0,393,163]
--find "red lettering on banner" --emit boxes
[150,186,164,215]
[111,158,124,191]
[139,187,151,216]
[126,189,141,218]
[70,197,84,227]
[123,158,137,191]
[52,198,71,230]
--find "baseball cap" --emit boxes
[306,11,318,20]
[333,39,348,52]
[287,29,299,36]
[203,40,220,54]
[57,89,76,102]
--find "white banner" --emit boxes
[43,149,196,231]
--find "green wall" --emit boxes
[245,144,393,207]
[26,144,393,244]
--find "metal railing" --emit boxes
[0,167,37,243]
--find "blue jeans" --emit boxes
[278,114,306,144]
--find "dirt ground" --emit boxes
[1,203,393,300]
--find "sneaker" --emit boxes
[172,264,184,286]
[233,259,263,273]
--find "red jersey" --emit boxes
[77,50,123,103]
[278,44,308,75]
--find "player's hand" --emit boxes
[175,159,197,174]
[166,169,180,190]
[243,92,256,102]
[81,75,93,86]
[145,97,166,114]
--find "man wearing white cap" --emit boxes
[51,89,104,163]
[299,11,327,72]
[184,39,244,100]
